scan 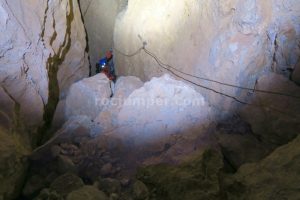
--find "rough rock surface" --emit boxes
[215,115,270,170]
[0,0,89,135]
[50,173,84,197]
[240,73,300,148]
[65,74,111,119]
[66,74,210,144]
[30,74,214,184]
[292,60,300,85]
[132,180,149,200]
[94,76,143,132]
[225,134,300,200]
[137,149,223,200]
[116,74,211,142]
[114,0,300,110]
[113,76,144,99]
[79,0,127,74]
[67,186,108,200]
[0,128,29,200]
[0,1,88,198]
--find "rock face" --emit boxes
[67,186,108,200]
[137,149,223,200]
[240,73,300,148]
[0,128,29,200]
[64,74,211,142]
[113,76,144,99]
[0,0,88,199]
[50,173,84,197]
[65,74,112,119]
[114,0,300,109]
[94,75,143,132]
[137,134,300,200]
[225,134,300,200]
[116,74,211,143]
[0,0,88,136]
[79,0,127,74]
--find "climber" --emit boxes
[96,50,116,82]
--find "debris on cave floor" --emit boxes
[26,121,218,199]
[25,74,217,199]
[25,74,300,199]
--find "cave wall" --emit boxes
[114,0,300,108]
[0,0,88,141]
[79,0,127,74]
[0,0,88,198]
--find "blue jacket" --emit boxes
[98,57,114,74]
[99,57,107,66]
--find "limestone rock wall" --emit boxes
[0,0,89,142]
[0,1,88,198]
[114,0,300,109]
[79,0,127,74]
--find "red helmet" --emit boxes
[105,50,112,59]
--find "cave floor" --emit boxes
[24,115,269,199]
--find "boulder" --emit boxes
[0,129,29,200]
[132,181,149,200]
[113,76,144,99]
[225,134,300,200]
[240,73,300,147]
[50,173,84,197]
[100,163,113,176]
[34,188,63,200]
[22,175,46,198]
[57,155,78,174]
[98,178,121,195]
[137,149,223,200]
[94,76,143,132]
[215,115,270,170]
[65,74,112,119]
[67,186,108,200]
[116,74,211,142]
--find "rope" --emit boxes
[114,42,300,100]
[83,0,94,17]
[113,41,300,117]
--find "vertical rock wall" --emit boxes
[79,0,126,74]
[114,0,300,109]
[0,0,88,199]
[0,0,88,142]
